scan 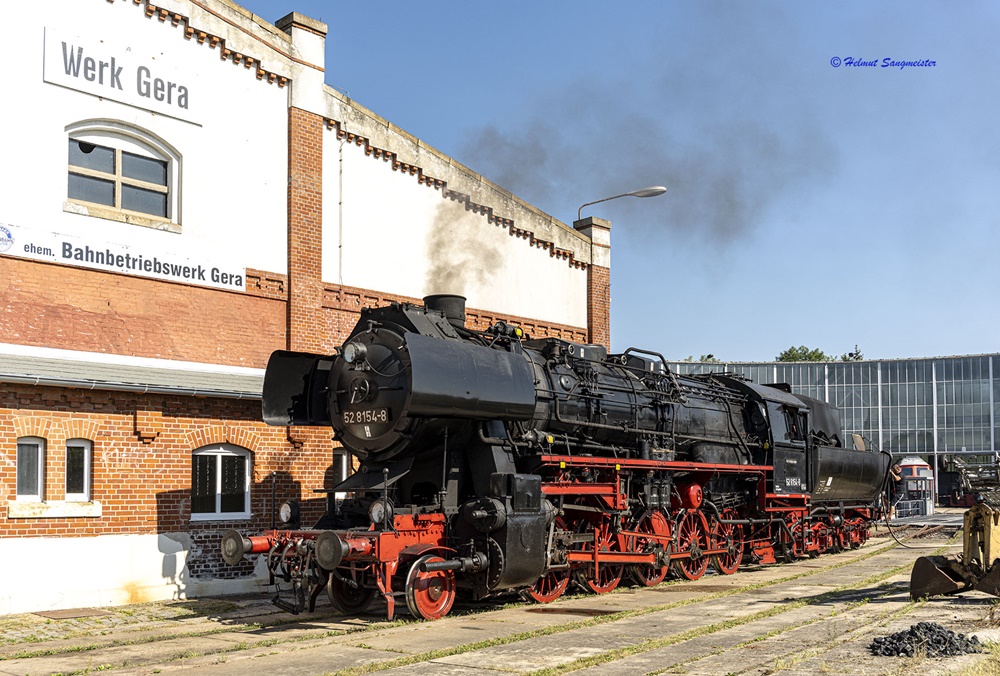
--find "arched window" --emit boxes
[65,439,93,502]
[65,120,181,232]
[191,444,252,521]
[16,436,46,501]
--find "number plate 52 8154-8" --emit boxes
[343,408,389,425]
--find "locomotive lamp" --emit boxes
[278,499,300,529]
[368,497,393,527]
[342,341,367,364]
[577,185,667,220]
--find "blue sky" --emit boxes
[239,1,1000,361]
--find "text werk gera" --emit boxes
[61,43,189,108]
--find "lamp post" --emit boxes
[574,185,666,349]
[577,185,667,221]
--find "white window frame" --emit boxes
[65,439,92,502]
[64,120,182,233]
[190,444,252,522]
[16,437,45,502]
[333,450,349,501]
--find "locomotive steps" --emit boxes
[4,527,997,676]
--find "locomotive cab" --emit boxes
[761,389,811,494]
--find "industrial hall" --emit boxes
[0,0,607,614]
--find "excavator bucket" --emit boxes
[909,555,966,600]
[972,563,1000,597]
[909,503,1000,600]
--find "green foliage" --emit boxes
[775,345,864,362]
[775,346,831,362]
[841,345,864,361]
[682,354,721,363]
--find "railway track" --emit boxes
[2,528,992,676]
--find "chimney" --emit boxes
[424,294,467,328]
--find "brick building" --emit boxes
[0,0,610,614]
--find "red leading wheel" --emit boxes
[627,510,671,587]
[328,570,376,615]
[405,555,456,620]
[711,510,744,576]
[672,510,710,581]
[575,520,625,594]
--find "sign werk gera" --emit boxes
[43,28,199,123]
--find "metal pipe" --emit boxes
[270,471,277,529]
[702,500,770,525]
[0,373,260,399]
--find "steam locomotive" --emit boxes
[221,295,890,620]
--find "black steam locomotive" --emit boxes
[222,295,890,620]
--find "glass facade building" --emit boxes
[670,355,1000,496]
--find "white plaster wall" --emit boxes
[0,533,268,615]
[0,0,289,285]
[322,140,588,327]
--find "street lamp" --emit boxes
[577,185,667,221]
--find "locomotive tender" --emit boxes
[221,295,890,620]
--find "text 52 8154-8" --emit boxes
[343,408,389,425]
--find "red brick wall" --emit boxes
[0,386,335,532]
[0,385,333,577]
[320,283,588,353]
[1,258,285,368]
[586,263,611,349]
[287,107,325,353]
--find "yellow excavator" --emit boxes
[910,460,1000,600]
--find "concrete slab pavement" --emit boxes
[3,532,992,676]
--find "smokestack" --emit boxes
[424,294,467,328]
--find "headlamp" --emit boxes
[368,498,392,526]
[342,342,367,364]
[279,499,300,526]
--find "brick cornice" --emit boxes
[110,0,294,87]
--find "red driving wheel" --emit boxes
[526,568,571,603]
[711,509,743,576]
[575,519,625,594]
[672,509,710,581]
[627,510,671,587]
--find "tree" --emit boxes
[775,346,831,362]
[683,354,722,363]
[841,345,864,361]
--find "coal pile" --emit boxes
[870,622,983,658]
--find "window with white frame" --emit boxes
[16,437,45,501]
[191,444,252,520]
[332,451,349,485]
[65,439,92,502]
[65,121,180,232]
